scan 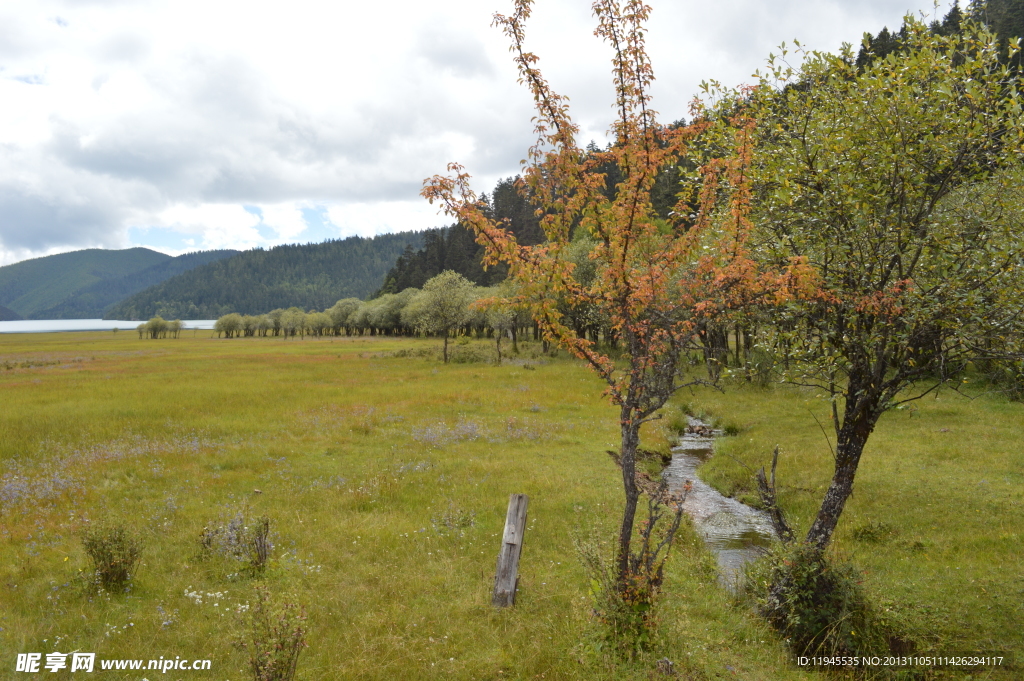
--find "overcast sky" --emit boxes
[0,0,943,266]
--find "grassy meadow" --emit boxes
[0,330,1020,679]
[1,331,810,681]
[689,375,1024,670]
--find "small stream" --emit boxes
[663,418,777,589]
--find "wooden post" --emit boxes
[492,493,529,607]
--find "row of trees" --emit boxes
[135,317,185,339]
[211,271,534,363]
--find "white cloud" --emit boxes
[150,203,263,251]
[258,203,307,242]
[0,0,944,265]
[325,200,448,239]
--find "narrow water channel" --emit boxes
[663,418,777,589]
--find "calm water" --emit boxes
[0,319,217,334]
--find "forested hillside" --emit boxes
[32,249,238,319]
[378,161,681,293]
[105,232,424,320]
[377,177,542,293]
[857,0,1024,66]
[0,248,170,318]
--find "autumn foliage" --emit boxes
[423,0,806,598]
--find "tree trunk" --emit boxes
[805,380,880,549]
[733,323,742,367]
[511,326,518,354]
[443,332,449,363]
[616,410,641,587]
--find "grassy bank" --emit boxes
[1,332,811,680]
[687,377,1024,674]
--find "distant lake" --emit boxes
[0,319,217,334]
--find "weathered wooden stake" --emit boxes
[492,493,529,607]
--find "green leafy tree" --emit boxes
[406,271,474,362]
[744,16,1024,550]
[328,298,361,335]
[280,308,305,339]
[241,315,260,337]
[306,311,331,337]
[215,313,243,339]
[145,316,168,339]
[267,309,284,336]
[480,282,531,359]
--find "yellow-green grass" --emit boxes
[688,378,1024,673]
[1,332,811,680]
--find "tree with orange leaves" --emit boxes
[423,0,803,606]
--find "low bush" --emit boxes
[747,543,903,660]
[235,585,307,681]
[574,486,686,660]
[449,344,492,364]
[658,404,690,436]
[984,359,1024,402]
[81,522,143,590]
[745,348,775,388]
[430,501,476,537]
[851,520,898,544]
[199,509,275,576]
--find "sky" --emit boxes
[0,0,944,266]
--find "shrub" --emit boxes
[236,585,307,681]
[984,359,1024,402]
[851,520,897,544]
[449,344,491,364]
[659,405,690,436]
[81,523,143,590]
[746,348,775,388]
[199,510,275,576]
[430,501,476,537]
[244,516,272,576]
[747,543,896,659]
[573,485,686,659]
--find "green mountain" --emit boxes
[33,249,239,319]
[0,248,171,318]
[104,232,425,320]
[0,304,21,321]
